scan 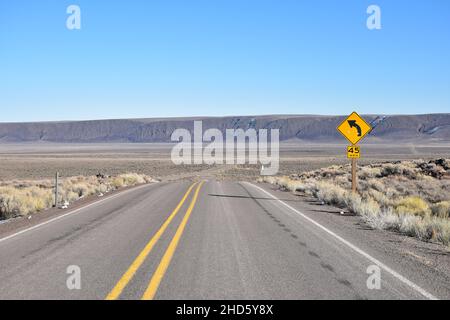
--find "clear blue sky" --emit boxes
[1,0,449,122]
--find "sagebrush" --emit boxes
[0,173,155,220]
[260,159,450,246]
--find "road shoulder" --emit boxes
[247,181,450,299]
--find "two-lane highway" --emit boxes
[0,180,448,300]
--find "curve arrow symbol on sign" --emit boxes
[348,120,362,137]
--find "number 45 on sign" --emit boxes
[347,146,360,159]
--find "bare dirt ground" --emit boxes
[1,142,449,181]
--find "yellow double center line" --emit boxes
[106,181,205,300]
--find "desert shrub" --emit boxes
[363,208,398,230]
[366,189,389,207]
[260,159,450,246]
[427,218,450,245]
[62,191,80,203]
[0,173,154,220]
[380,163,402,177]
[431,201,450,219]
[118,173,147,186]
[344,193,361,213]
[72,183,91,197]
[285,180,304,192]
[298,180,318,195]
[98,183,109,194]
[0,186,53,219]
[367,179,385,192]
[109,173,147,189]
[415,177,450,203]
[335,175,351,186]
[361,210,448,245]
[396,214,427,238]
[360,166,382,179]
[395,197,431,217]
[320,166,345,178]
[352,197,381,217]
[274,176,290,189]
[379,163,419,179]
[111,177,126,189]
[260,176,277,185]
[314,182,348,207]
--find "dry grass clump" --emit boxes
[395,197,431,217]
[261,158,450,246]
[364,211,450,245]
[0,173,155,220]
[431,201,450,219]
[0,186,53,218]
[112,173,152,189]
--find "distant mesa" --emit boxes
[0,114,449,143]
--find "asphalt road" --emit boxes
[0,180,448,300]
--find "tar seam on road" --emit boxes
[141,181,205,300]
[244,182,439,301]
[105,181,198,300]
[0,183,156,245]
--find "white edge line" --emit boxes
[0,183,157,244]
[245,182,439,301]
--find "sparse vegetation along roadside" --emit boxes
[0,173,157,221]
[260,159,450,246]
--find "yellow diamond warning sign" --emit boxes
[337,112,372,145]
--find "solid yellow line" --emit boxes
[105,181,198,300]
[141,181,205,300]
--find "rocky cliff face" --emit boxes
[1,114,449,143]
